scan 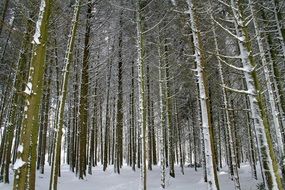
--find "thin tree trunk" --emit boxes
[186,0,220,189]
[49,0,81,189]
[157,33,166,189]
[136,0,147,188]
[103,58,112,171]
[0,0,10,36]
[115,11,124,174]
[78,0,93,179]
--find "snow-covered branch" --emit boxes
[217,56,246,72]
[212,18,243,41]
[222,85,255,96]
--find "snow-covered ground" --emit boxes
[0,163,261,190]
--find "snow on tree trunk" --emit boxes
[13,0,52,189]
[158,34,166,189]
[249,0,284,163]
[49,1,81,189]
[163,41,175,178]
[186,0,219,189]
[211,15,241,190]
[272,0,285,60]
[136,0,147,189]
[230,0,283,189]
[2,9,30,184]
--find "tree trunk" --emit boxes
[49,0,81,189]
[136,0,147,188]
[186,0,220,189]
[13,0,52,189]
[78,0,93,179]
[230,0,283,189]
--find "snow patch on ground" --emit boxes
[0,163,261,190]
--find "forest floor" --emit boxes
[1,163,261,190]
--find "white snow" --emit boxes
[186,0,218,189]
[13,158,26,170]
[32,0,46,45]
[24,82,32,95]
[170,0,176,6]
[17,144,24,153]
[1,164,261,190]
[9,9,15,26]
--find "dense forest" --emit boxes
[0,0,285,189]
